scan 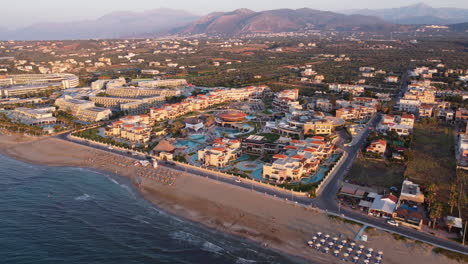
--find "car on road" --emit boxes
[108,146,113,150]
[235,178,242,183]
[387,220,399,226]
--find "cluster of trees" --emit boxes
[0,113,44,136]
[73,128,130,149]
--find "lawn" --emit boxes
[404,122,456,203]
[346,157,405,192]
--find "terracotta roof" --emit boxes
[153,140,175,153]
[292,155,305,160]
[273,154,288,159]
[402,114,415,119]
[212,147,226,152]
[284,145,298,150]
[304,148,317,152]
[382,194,398,203]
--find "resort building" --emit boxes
[272,89,301,112]
[266,110,334,137]
[137,79,187,88]
[55,96,112,122]
[150,86,268,122]
[262,137,334,182]
[104,115,152,144]
[335,106,376,121]
[90,95,165,114]
[9,106,57,125]
[241,135,288,155]
[198,138,241,167]
[106,87,180,98]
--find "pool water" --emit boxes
[300,154,342,184]
[246,115,257,120]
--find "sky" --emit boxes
[2,0,467,29]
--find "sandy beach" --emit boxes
[0,133,461,264]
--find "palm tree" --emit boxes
[429,202,443,229]
[448,183,458,215]
[426,183,438,208]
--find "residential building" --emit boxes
[366,139,387,155]
[368,194,398,218]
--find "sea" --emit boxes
[0,154,302,264]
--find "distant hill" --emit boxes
[0,8,200,40]
[449,22,468,32]
[173,8,396,36]
[344,3,468,25]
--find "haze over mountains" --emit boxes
[0,9,199,40]
[173,8,395,35]
[0,3,467,40]
[345,3,468,25]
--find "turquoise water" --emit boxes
[0,154,300,264]
[252,169,263,180]
[246,116,257,120]
[300,154,341,184]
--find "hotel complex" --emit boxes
[0,73,79,97]
[55,96,112,122]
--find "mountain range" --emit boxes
[1,4,467,40]
[345,3,468,25]
[172,8,397,35]
[0,9,200,40]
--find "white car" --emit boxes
[387,220,399,226]
[108,146,113,150]
[235,178,242,183]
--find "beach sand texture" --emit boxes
[0,133,461,264]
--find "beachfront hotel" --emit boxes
[106,87,181,98]
[55,96,112,122]
[198,138,242,167]
[263,137,334,182]
[105,115,152,144]
[8,106,57,126]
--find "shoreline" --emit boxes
[0,133,460,264]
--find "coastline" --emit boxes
[0,133,460,264]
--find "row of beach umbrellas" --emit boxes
[308,232,383,263]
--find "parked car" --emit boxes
[235,178,242,183]
[387,220,399,226]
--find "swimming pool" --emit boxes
[246,115,257,120]
[301,165,329,184]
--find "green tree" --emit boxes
[448,183,458,215]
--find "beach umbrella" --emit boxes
[333,250,340,256]
[359,245,365,250]
[312,236,317,240]
[320,239,326,244]
[363,260,369,264]
[347,247,353,252]
[316,243,321,248]
[323,247,329,253]
[350,242,356,248]
[325,234,330,239]
[333,237,338,241]
[377,251,383,255]
[366,254,372,259]
[317,232,322,237]
[356,250,362,256]
[328,242,334,247]
[376,256,382,262]
[308,241,313,246]
[338,245,343,250]
[353,256,359,263]
[368,248,374,253]
[343,253,349,257]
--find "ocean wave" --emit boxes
[75,194,92,201]
[236,257,257,264]
[201,241,224,254]
[169,230,203,246]
[132,215,150,225]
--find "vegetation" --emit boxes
[73,128,130,149]
[433,247,468,262]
